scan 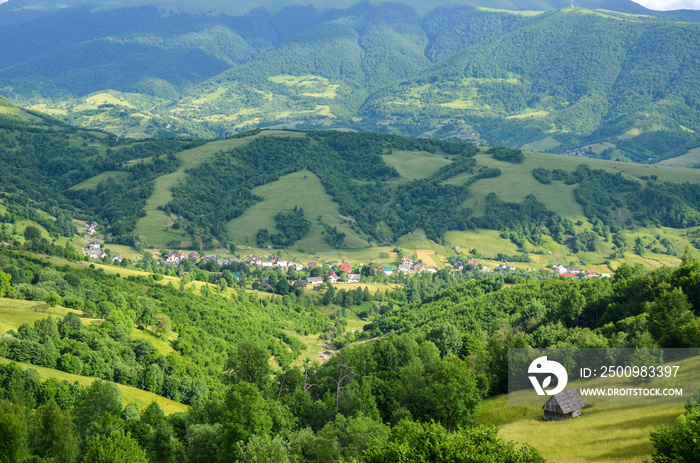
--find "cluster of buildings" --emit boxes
[452,258,612,278]
[550,264,610,279]
[82,222,98,237]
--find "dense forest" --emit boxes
[2,242,700,461]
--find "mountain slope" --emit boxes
[1,1,699,161]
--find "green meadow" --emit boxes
[134,130,306,245]
[227,169,368,251]
[69,171,130,190]
[0,357,187,414]
[478,354,700,463]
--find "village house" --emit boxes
[261,262,273,268]
[328,272,338,284]
[347,274,361,283]
[400,257,413,265]
[166,251,185,264]
[542,389,584,421]
[379,265,393,276]
[466,259,481,266]
[188,252,198,260]
[339,263,351,273]
[307,262,317,269]
[88,241,101,250]
[306,276,323,286]
[112,255,122,263]
[426,267,437,273]
[249,256,261,265]
[89,249,105,260]
[586,269,598,277]
[398,262,412,273]
[295,264,304,271]
[277,260,289,268]
[567,267,581,274]
[294,280,307,289]
[553,264,567,274]
[412,262,426,272]
[481,266,492,273]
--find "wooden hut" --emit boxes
[542,388,584,421]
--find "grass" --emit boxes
[0,299,91,333]
[227,169,368,250]
[479,354,700,462]
[480,394,681,463]
[131,328,175,355]
[84,92,136,109]
[382,150,452,180]
[135,130,305,245]
[69,171,130,190]
[658,147,700,168]
[0,357,187,414]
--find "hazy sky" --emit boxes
[0,0,698,10]
[633,0,700,10]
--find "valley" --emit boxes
[1,1,700,462]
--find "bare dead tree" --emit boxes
[277,370,289,399]
[327,351,356,410]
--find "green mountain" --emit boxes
[1,1,699,161]
[2,99,700,278]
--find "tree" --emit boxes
[226,341,271,390]
[83,430,148,463]
[153,314,172,338]
[0,271,11,298]
[23,225,41,242]
[0,399,28,463]
[29,399,79,463]
[428,358,481,432]
[681,245,696,267]
[238,434,290,463]
[45,291,62,308]
[218,277,228,293]
[646,287,698,348]
[426,323,462,358]
[649,406,700,463]
[73,380,123,436]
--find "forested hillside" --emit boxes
[1,1,700,161]
[2,99,700,266]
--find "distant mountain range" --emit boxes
[1,0,699,162]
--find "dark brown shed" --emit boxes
[542,388,584,421]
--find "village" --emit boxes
[81,221,613,295]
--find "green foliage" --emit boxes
[272,208,310,246]
[488,147,525,163]
[649,407,700,463]
[83,430,148,463]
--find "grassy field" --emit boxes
[382,149,452,180]
[480,394,681,463]
[0,357,187,414]
[479,353,700,462]
[658,147,700,168]
[70,171,130,190]
[134,130,306,245]
[0,298,91,333]
[227,169,368,250]
[131,328,175,355]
